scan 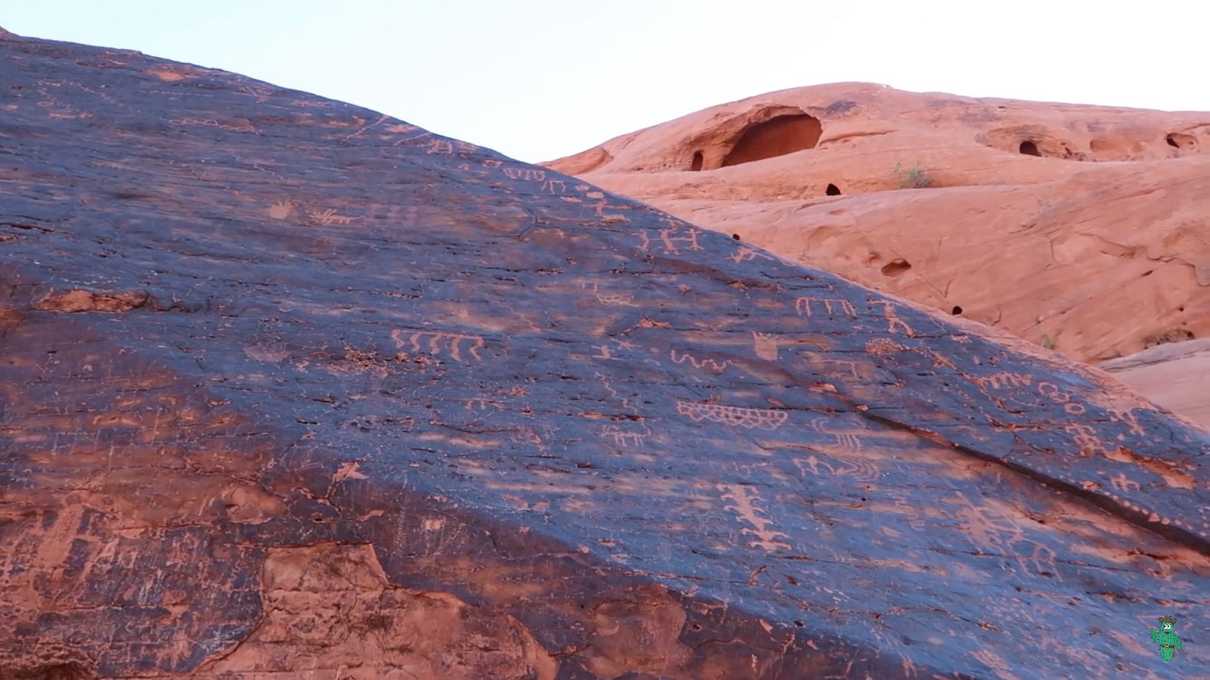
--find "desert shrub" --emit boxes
[894,161,933,189]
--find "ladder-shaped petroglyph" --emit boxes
[391,329,485,362]
[718,484,791,553]
[751,331,781,361]
[795,296,857,320]
[669,348,731,374]
[867,300,914,336]
[675,401,788,430]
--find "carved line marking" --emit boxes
[795,297,856,319]
[669,349,730,374]
[391,329,484,362]
[676,401,787,430]
[868,300,913,336]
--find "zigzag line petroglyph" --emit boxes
[676,401,787,430]
[718,484,790,553]
[391,329,484,362]
[669,349,731,374]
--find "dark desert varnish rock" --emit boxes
[0,28,1207,679]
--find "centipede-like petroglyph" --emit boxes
[718,483,790,552]
[391,329,485,362]
[675,401,788,430]
[795,296,856,319]
[669,348,731,374]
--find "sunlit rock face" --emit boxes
[1,29,1207,679]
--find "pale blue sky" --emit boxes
[5,1,1208,162]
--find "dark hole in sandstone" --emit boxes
[826,183,841,196]
[731,233,741,240]
[880,258,912,277]
[721,113,822,167]
[1166,132,1198,150]
[1019,140,1041,156]
[951,305,963,315]
[690,150,704,171]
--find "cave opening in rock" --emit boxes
[951,305,963,315]
[721,114,823,167]
[1019,140,1041,156]
[732,233,741,240]
[826,183,841,196]
[690,150,704,171]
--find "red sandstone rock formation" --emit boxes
[547,84,1210,426]
[2,30,1208,679]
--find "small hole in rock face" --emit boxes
[1019,140,1041,156]
[880,258,912,277]
[1167,135,1180,148]
[690,150,704,171]
[732,233,741,241]
[951,305,963,315]
[826,183,841,196]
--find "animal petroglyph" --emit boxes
[808,418,864,452]
[751,332,781,361]
[947,492,1059,579]
[729,246,776,264]
[865,337,903,355]
[669,349,730,374]
[583,282,638,307]
[600,424,649,448]
[675,401,788,430]
[718,484,790,552]
[795,296,856,319]
[391,329,485,362]
[1108,406,1145,437]
[868,300,914,336]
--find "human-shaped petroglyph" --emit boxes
[718,484,791,552]
[974,372,1033,391]
[669,348,730,374]
[391,329,484,362]
[540,178,567,194]
[675,401,787,430]
[501,166,546,182]
[795,296,857,319]
[867,300,913,336]
[751,331,780,361]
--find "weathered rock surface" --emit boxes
[546,84,1210,374]
[1101,339,1210,430]
[1,32,1208,679]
